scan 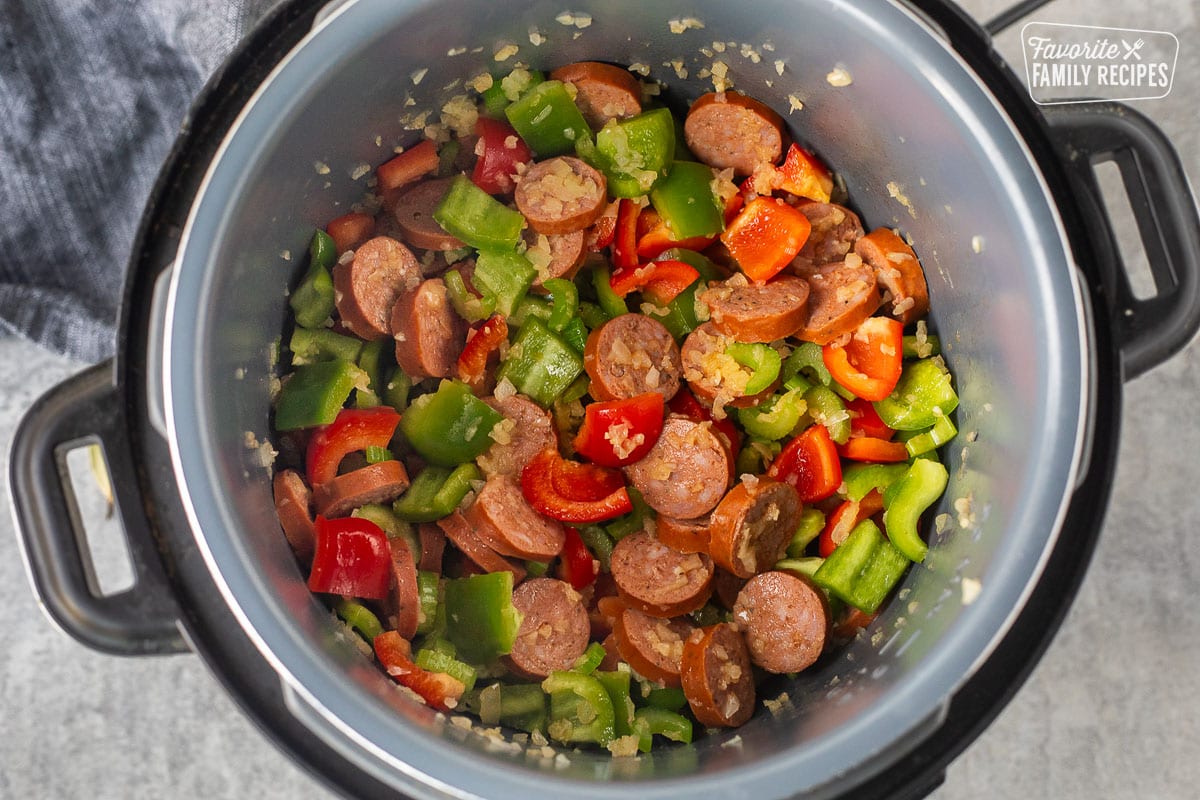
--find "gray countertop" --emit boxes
[3,0,1198,797]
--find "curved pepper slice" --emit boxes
[768,424,843,503]
[306,406,402,486]
[559,527,599,591]
[822,316,904,402]
[838,436,909,463]
[543,671,617,746]
[471,117,532,195]
[874,356,959,430]
[775,143,833,203]
[456,315,508,393]
[847,397,895,440]
[726,342,782,396]
[374,631,466,712]
[882,457,949,563]
[573,392,665,467]
[308,515,393,600]
[609,260,700,303]
[522,449,633,523]
[819,490,885,558]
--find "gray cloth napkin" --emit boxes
[0,0,278,363]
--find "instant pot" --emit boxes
[11,0,1200,798]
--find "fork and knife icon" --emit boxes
[1122,38,1146,60]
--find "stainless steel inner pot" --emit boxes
[158,0,1089,797]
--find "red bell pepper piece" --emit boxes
[635,208,717,260]
[307,515,393,599]
[818,490,885,557]
[376,139,440,194]
[822,317,904,402]
[456,314,509,393]
[838,437,909,464]
[470,117,532,195]
[521,449,633,523]
[847,397,894,440]
[720,196,812,283]
[667,388,741,462]
[831,606,878,640]
[775,143,833,203]
[609,260,700,303]
[612,198,641,271]
[306,407,402,487]
[768,424,842,503]
[585,200,620,251]
[573,392,665,467]
[325,212,376,254]
[374,631,466,711]
[559,528,599,590]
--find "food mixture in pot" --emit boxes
[270,60,959,755]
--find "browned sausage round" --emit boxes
[478,393,558,478]
[332,236,422,340]
[609,531,713,617]
[655,515,711,554]
[391,278,467,380]
[417,522,446,573]
[700,275,811,343]
[712,568,747,610]
[708,477,802,579]
[392,178,465,251]
[680,623,756,727]
[464,474,566,561]
[624,417,731,519]
[388,537,421,640]
[525,229,587,287]
[792,259,881,345]
[789,202,865,273]
[273,469,316,563]
[584,313,683,402]
[550,61,643,129]
[436,511,527,582]
[684,91,787,176]
[680,323,778,411]
[515,156,608,235]
[733,570,830,673]
[853,228,930,325]
[612,605,695,687]
[312,460,411,518]
[507,578,591,678]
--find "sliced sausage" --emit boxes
[436,511,527,582]
[792,259,881,345]
[524,229,587,287]
[612,605,695,687]
[708,477,802,579]
[609,531,713,617]
[391,278,467,379]
[684,91,786,176]
[733,570,830,674]
[655,515,711,555]
[853,228,930,325]
[388,537,421,640]
[476,393,558,478]
[599,632,622,671]
[789,202,864,273]
[463,474,566,560]
[417,523,446,573]
[624,417,731,519]
[584,313,683,402]
[680,623,756,727]
[507,578,591,678]
[392,178,465,251]
[332,236,422,340]
[700,275,811,343]
[515,156,608,235]
[312,460,411,518]
[273,469,316,563]
[680,322,778,411]
[550,61,643,129]
[712,568,747,610]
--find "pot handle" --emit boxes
[9,360,188,656]
[1042,102,1200,380]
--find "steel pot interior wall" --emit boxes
[162,0,1088,797]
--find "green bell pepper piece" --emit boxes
[509,295,554,328]
[804,384,851,444]
[505,80,591,157]
[364,445,393,464]
[577,525,615,571]
[904,413,958,458]
[444,268,497,323]
[400,381,503,466]
[558,317,589,355]
[738,387,807,441]
[352,503,419,558]
[874,357,959,430]
[577,300,611,330]
[782,341,832,388]
[544,671,617,745]
[903,333,941,358]
[775,556,826,579]
[641,248,720,340]
[542,278,579,333]
[496,318,584,407]
[415,570,440,635]
[274,360,364,431]
[353,339,392,409]
[473,248,537,316]
[415,647,478,693]
[289,230,338,329]
[734,439,780,476]
[481,68,546,116]
[591,264,628,319]
[559,373,591,404]
[433,175,526,251]
[632,707,693,752]
[393,462,482,522]
[841,462,910,502]
[444,572,522,664]
[727,342,782,396]
[572,642,609,675]
[584,108,675,197]
[289,327,364,366]
[383,365,412,413]
[463,682,549,733]
[813,519,910,614]
[882,458,949,562]
[523,560,550,578]
[642,685,687,712]
[786,507,827,558]
[594,668,635,739]
[604,486,650,541]
[650,161,723,239]
[333,598,383,643]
